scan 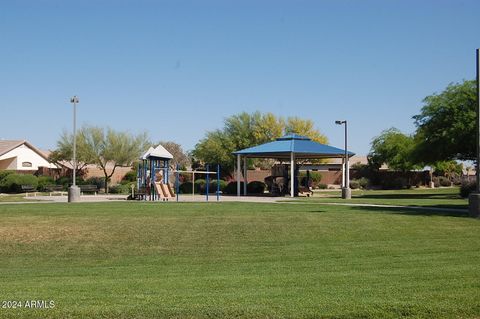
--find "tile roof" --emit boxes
[0,140,25,157]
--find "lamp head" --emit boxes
[335,120,345,125]
[70,96,79,103]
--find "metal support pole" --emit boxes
[176,164,179,202]
[290,152,294,197]
[469,48,480,217]
[72,101,77,186]
[192,171,195,199]
[243,156,247,196]
[68,96,80,203]
[217,164,220,201]
[341,157,345,188]
[206,164,210,201]
[476,48,480,194]
[237,155,241,197]
[345,122,350,191]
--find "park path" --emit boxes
[0,195,468,214]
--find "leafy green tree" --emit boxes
[157,141,191,170]
[49,130,92,177]
[413,80,476,163]
[369,128,420,172]
[53,126,149,193]
[192,112,328,174]
[285,117,328,144]
[432,160,463,181]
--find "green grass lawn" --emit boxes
[307,187,468,210]
[0,195,27,202]
[0,198,479,318]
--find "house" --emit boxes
[0,140,57,171]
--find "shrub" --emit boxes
[194,179,207,193]
[317,183,328,189]
[382,177,409,190]
[179,182,194,194]
[0,170,14,183]
[0,174,38,193]
[460,181,476,198]
[432,177,440,188]
[109,183,134,194]
[299,171,322,188]
[223,181,246,195]
[358,177,370,189]
[122,170,137,182]
[37,176,55,192]
[85,177,106,189]
[209,180,227,193]
[438,176,452,187]
[349,180,361,189]
[247,181,266,194]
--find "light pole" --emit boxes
[335,120,351,199]
[469,48,480,217]
[68,96,81,203]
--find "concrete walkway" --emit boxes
[1,194,284,204]
[0,195,468,214]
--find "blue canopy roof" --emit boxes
[233,134,355,159]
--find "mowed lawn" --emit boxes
[0,196,479,318]
[307,187,468,210]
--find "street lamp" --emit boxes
[68,95,80,203]
[335,120,351,199]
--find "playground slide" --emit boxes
[154,182,175,199]
[154,182,167,199]
[165,184,175,197]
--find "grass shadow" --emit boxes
[358,193,462,200]
[348,205,469,218]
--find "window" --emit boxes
[22,162,32,168]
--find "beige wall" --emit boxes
[0,144,55,170]
[0,157,17,170]
[83,166,133,184]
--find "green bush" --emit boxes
[179,182,196,194]
[247,181,266,194]
[349,180,361,189]
[317,183,328,189]
[37,176,55,192]
[85,177,106,189]
[122,170,137,182]
[109,183,134,194]
[194,179,207,193]
[299,171,323,188]
[358,177,370,189]
[224,181,246,195]
[0,170,14,183]
[460,181,476,198]
[382,177,410,190]
[0,174,38,193]
[432,177,440,188]
[209,180,227,193]
[438,176,452,187]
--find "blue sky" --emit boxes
[1,0,479,155]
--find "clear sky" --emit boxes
[1,0,479,155]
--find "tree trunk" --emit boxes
[104,173,109,194]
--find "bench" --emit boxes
[21,185,37,197]
[79,185,98,195]
[45,185,66,196]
